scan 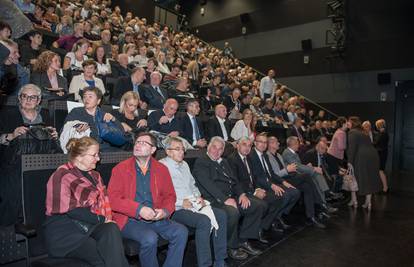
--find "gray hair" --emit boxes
[208,136,226,150]
[164,136,183,150]
[286,136,298,147]
[150,71,162,80]
[237,136,251,144]
[18,84,42,99]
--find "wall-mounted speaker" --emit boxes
[301,39,312,51]
[240,13,250,24]
[377,73,391,85]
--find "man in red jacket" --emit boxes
[108,132,188,267]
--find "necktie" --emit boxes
[243,157,254,188]
[274,154,284,170]
[191,116,200,140]
[155,86,165,100]
[296,127,304,143]
[261,154,271,181]
[133,84,139,93]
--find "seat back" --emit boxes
[20,152,132,259]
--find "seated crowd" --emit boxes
[0,1,390,266]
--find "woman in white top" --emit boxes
[63,39,89,70]
[69,60,105,101]
[231,108,256,141]
[156,51,170,74]
[93,46,111,76]
[287,105,297,123]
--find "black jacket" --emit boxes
[227,151,256,194]
[112,76,146,105]
[192,154,244,205]
[30,71,68,96]
[248,149,284,191]
[205,116,233,142]
[178,113,205,144]
[141,85,168,110]
[147,109,181,134]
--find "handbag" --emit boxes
[96,109,127,146]
[342,164,358,192]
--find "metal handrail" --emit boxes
[154,4,339,118]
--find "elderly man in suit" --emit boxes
[192,136,264,260]
[227,137,283,241]
[267,136,326,228]
[141,71,168,110]
[282,136,337,214]
[206,104,233,142]
[148,98,181,136]
[179,99,207,148]
[248,133,300,232]
[112,66,146,105]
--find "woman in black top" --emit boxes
[374,119,389,192]
[112,91,147,133]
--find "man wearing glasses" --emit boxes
[108,132,188,267]
[160,137,227,267]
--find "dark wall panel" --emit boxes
[241,37,414,77]
[182,0,327,42]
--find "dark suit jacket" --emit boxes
[112,76,145,105]
[192,154,244,205]
[30,71,68,94]
[141,85,168,110]
[110,61,131,78]
[227,152,256,194]
[147,109,181,134]
[288,125,305,140]
[205,116,233,142]
[223,95,240,112]
[248,149,284,191]
[178,113,205,144]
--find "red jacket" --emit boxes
[107,157,176,230]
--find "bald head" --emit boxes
[163,98,178,118]
[215,104,227,119]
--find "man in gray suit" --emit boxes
[282,136,337,213]
[267,136,326,228]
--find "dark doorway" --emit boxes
[393,80,414,193]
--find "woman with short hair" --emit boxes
[44,136,129,267]
[69,60,106,101]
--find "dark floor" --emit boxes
[241,192,414,267]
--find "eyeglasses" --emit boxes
[167,147,186,152]
[20,93,40,102]
[135,140,154,147]
[84,152,101,159]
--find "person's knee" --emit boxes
[172,223,188,243]
[196,214,211,230]
[140,231,159,248]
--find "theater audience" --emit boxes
[231,108,255,142]
[248,133,300,232]
[44,137,129,267]
[148,98,181,136]
[206,104,233,142]
[93,46,112,76]
[63,86,121,150]
[142,71,167,109]
[69,60,106,101]
[19,30,45,68]
[160,137,227,267]
[31,51,68,98]
[113,66,146,105]
[193,136,264,260]
[113,91,147,133]
[347,116,382,210]
[267,136,326,228]
[108,132,188,267]
[0,39,29,96]
[374,119,389,193]
[53,22,84,52]
[179,99,207,148]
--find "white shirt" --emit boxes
[288,147,296,154]
[216,116,228,141]
[230,119,254,141]
[260,76,276,99]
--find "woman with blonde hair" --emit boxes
[113,91,147,133]
[123,43,136,64]
[230,108,256,141]
[374,119,389,192]
[44,137,129,266]
[63,39,90,70]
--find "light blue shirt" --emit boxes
[14,0,35,13]
[159,156,201,210]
